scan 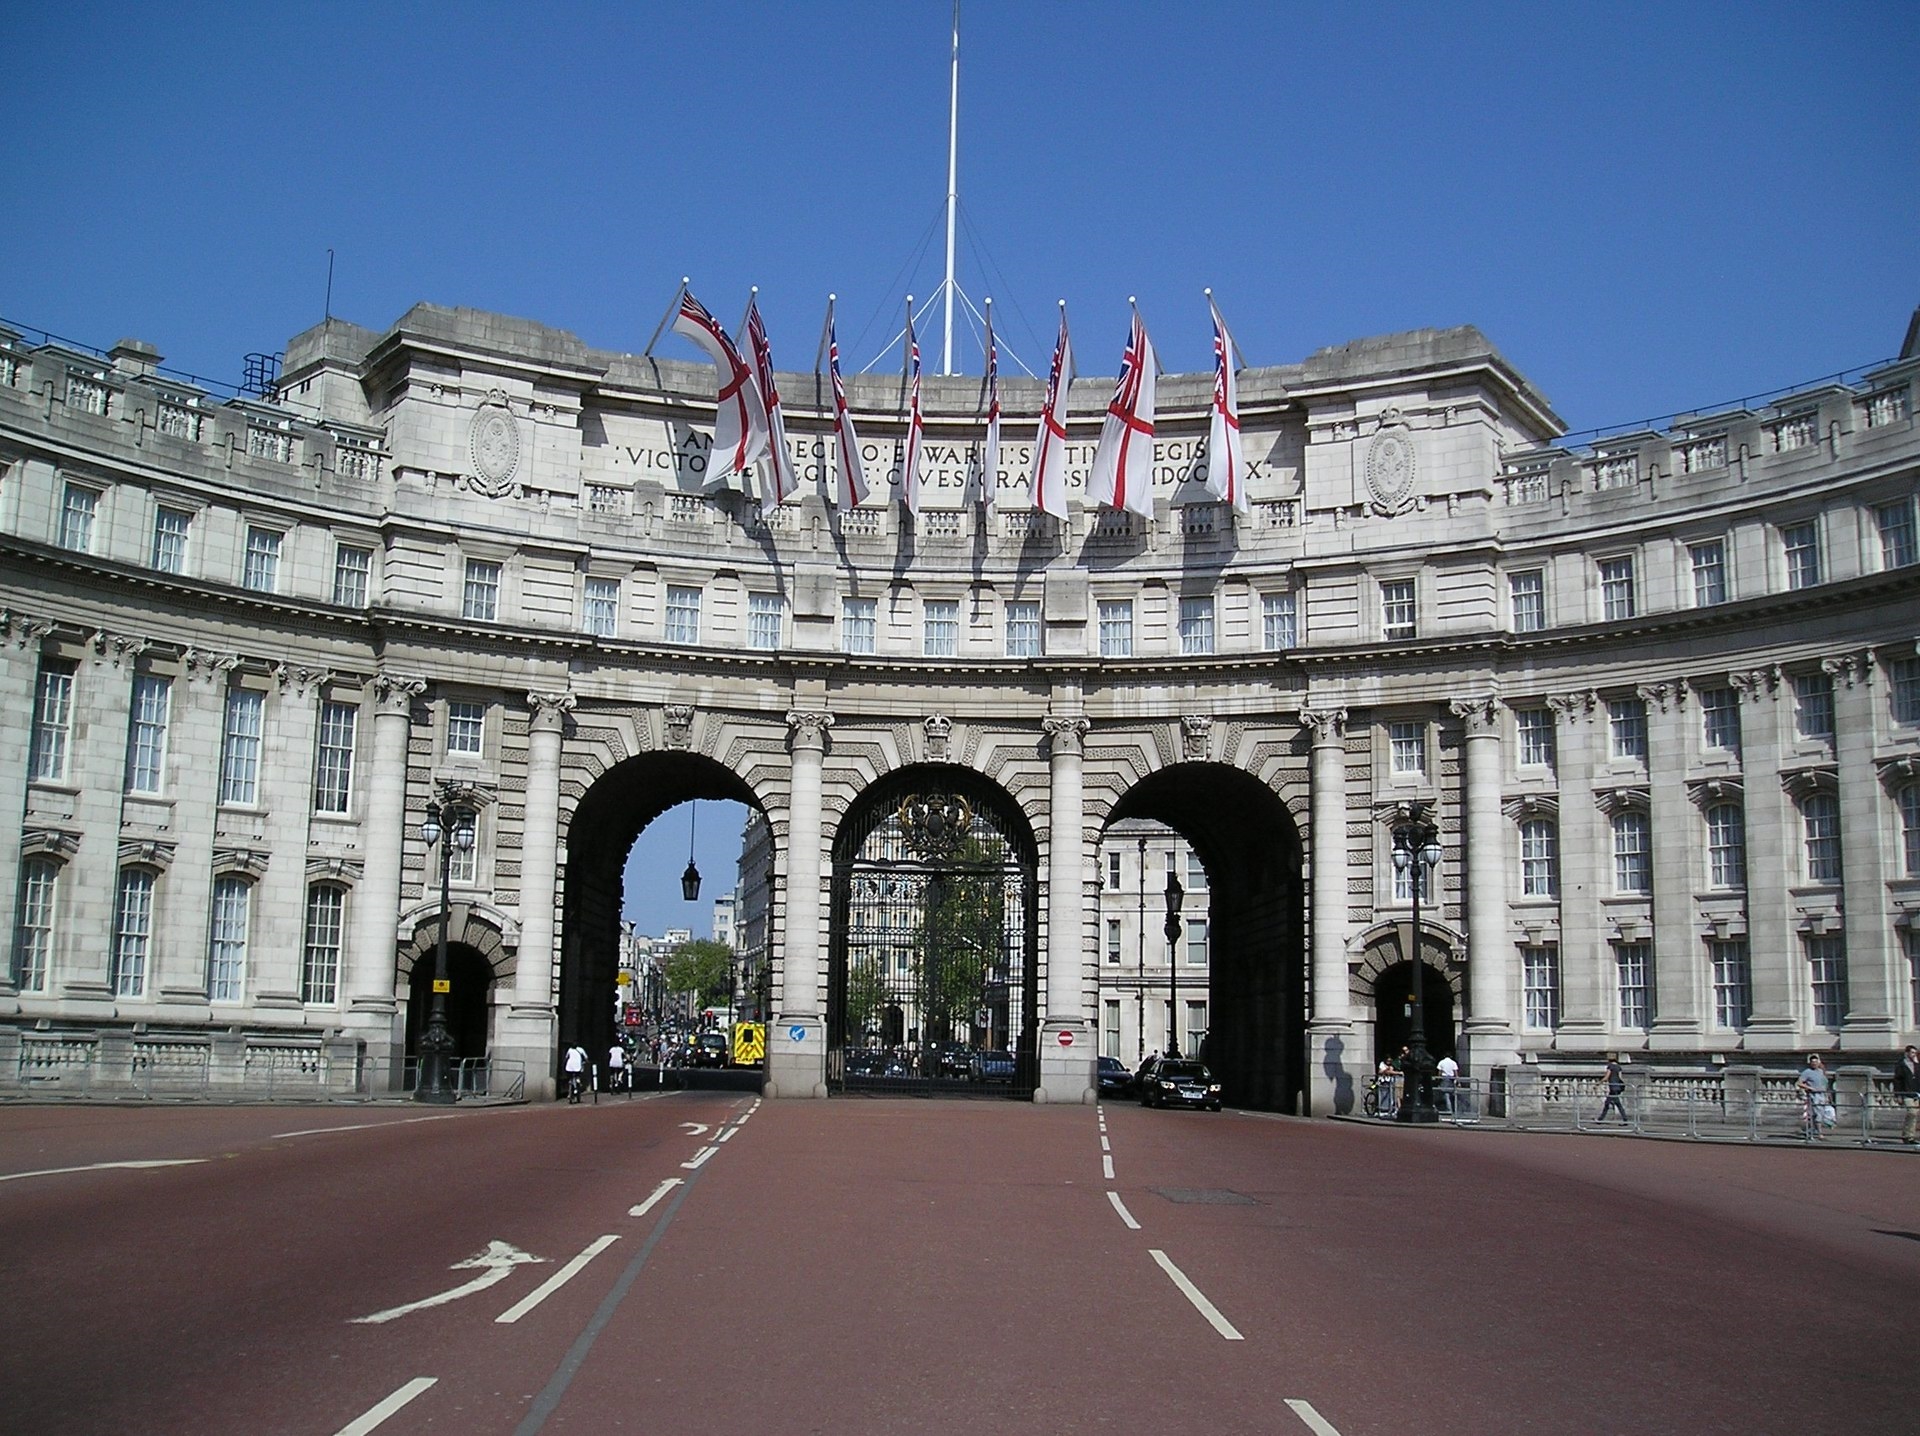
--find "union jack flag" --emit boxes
[1206,294,1247,513]
[671,289,768,482]
[745,296,796,504]
[828,311,868,511]
[1031,308,1073,518]
[1089,309,1157,519]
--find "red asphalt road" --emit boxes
[1,1095,1914,1435]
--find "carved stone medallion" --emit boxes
[1364,410,1417,516]
[468,393,520,495]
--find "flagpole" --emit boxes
[815,295,836,375]
[942,0,960,376]
[1205,287,1250,370]
[642,277,690,357]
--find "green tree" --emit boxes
[665,938,734,1008]
[913,837,1006,1043]
[844,956,892,1039]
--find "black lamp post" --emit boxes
[416,792,476,1104]
[1391,801,1443,1124]
[1136,835,1147,1061]
[1163,868,1185,1058]
[681,799,701,901]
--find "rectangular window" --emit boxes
[1515,708,1555,769]
[1186,1000,1208,1047]
[1781,521,1821,591]
[1097,600,1134,658]
[1616,943,1652,1031]
[923,599,959,658]
[1178,596,1215,655]
[242,526,281,593]
[1806,934,1847,1031]
[1106,918,1121,965]
[1187,918,1208,966]
[208,876,250,1002]
[1689,540,1728,606]
[1261,591,1297,650]
[746,592,783,651]
[219,688,265,805]
[664,584,701,643]
[14,858,57,992]
[58,483,98,552]
[448,809,479,885]
[1899,784,1920,878]
[463,560,502,622]
[1509,570,1545,633]
[446,700,485,757]
[1187,852,1207,891]
[1889,656,1920,727]
[1613,812,1652,895]
[1608,698,1648,762]
[1706,804,1746,889]
[1599,556,1637,621]
[152,506,191,574]
[583,577,620,639]
[125,673,171,794]
[111,868,154,998]
[302,886,345,1006]
[843,597,877,655]
[1107,851,1122,891]
[333,544,372,607]
[1792,672,1835,743]
[1710,939,1751,1031]
[1388,721,1426,778]
[1520,818,1558,898]
[30,660,77,783]
[1103,999,1121,1060]
[1875,498,1918,569]
[1522,946,1560,1031]
[314,699,357,814]
[1380,578,1416,640]
[1392,850,1434,905]
[1699,686,1741,755]
[1801,793,1842,884]
[1004,601,1041,658]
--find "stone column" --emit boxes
[1545,691,1605,1050]
[500,689,571,1097]
[1455,696,1518,1072]
[1037,711,1092,1104]
[768,709,831,1098]
[157,647,239,1008]
[252,662,331,1011]
[347,672,423,1070]
[1734,666,1797,1050]
[1302,706,1354,1115]
[1642,682,1702,1049]
[60,631,144,1005]
[1831,651,1899,1046]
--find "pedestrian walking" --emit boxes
[1596,1055,1628,1125]
[1893,1045,1920,1145]
[1436,1053,1459,1115]
[562,1042,589,1103]
[607,1040,627,1093]
[1797,1055,1834,1141]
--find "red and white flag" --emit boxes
[1206,293,1247,513]
[672,290,769,483]
[901,300,926,516]
[1030,306,1073,518]
[1088,308,1158,519]
[972,308,1001,513]
[827,305,868,511]
[744,295,797,504]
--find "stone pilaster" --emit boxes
[346,673,423,1056]
[1037,710,1093,1104]
[1456,696,1518,1070]
[0,612,55,1002]
[768,708,831,1098]
[1302,705,1354,1114]
[58,631,144,1005]
[1545,691,1606,1048]
[1642,681,1701,1047]
[1832,651,1900,1045]
[156,647,239,1009]
[1734,665,1798,1048]
[251,662,332,1010]
[500,689,571,1097]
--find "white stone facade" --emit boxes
[1,304,1915,1109]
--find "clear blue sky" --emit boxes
[5,1,1915,933]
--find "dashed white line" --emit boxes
[1150,1249,1243,1340]
[1102,1154,1115,1180]
[332,1377,437,1435]
[496,1235,620,1324]
[0,1158,207,1183]
[1106,1191,1140,1230]
[1100,1134,1111,1152]
[629,1178,682,1218]
[1285,1398,1344,1434]
[717,1126,738,1143]
[682,1146,717,1170]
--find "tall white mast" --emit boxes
[942,0,960,375]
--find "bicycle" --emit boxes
[1362,1075,1398,1118]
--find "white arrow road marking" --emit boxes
[679,1122,709,1137]
[0,1158,207,1183]
[331,1377,437,1435]
[1284,1398,1345,1434]
[1151,1249,1244,1340]
[350,1241,544,1325]
[682,1146,717,1170]
[496,1235,620,1324]
[629,1177,682,1218]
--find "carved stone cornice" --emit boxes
[371,670,427,715]
[20,826,80,862]
[1544,691,1599,725]
[211,845,271,879]
[1875,754,1920,791]
[1501,794,1560,821]
[1300,706,1348,743]
[1821,651,1872,689]
[1780,767,1838,801]
[923,713,953,763]
[1686,776,1745,809]
[1042,714,1090,757]
[306,854,366,885]
[1728,665,1783,703]
[1180,715,1212,762]
[786,709,834,752]
[89,630,146,669]
[117,838,177,871]
[1593,786,1650,817]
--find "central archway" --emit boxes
[827,765,1040,1096]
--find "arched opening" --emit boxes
[404,945,494,1065]
[1370,959,1458,1070]
[561,753,766,1084]
[827,765,1040,1096]
[1104,763,1306,1113]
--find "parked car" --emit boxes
[933,1043,975,1079]
[970,1049,1016,1084]
[1139,1059,1222,1110]
[1097,1055,1133,1097]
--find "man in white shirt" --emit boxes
[563,1043,590,1103]
[1435,1053,1460,1115]
[607,1041,627,1093]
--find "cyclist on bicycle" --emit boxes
[562,1042,590,1103]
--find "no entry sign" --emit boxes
[1056,1030,1075,1047]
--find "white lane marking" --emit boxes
[1100,1134,1111,1152]
[351,1241,544,1325]
[1102,1154,1115,1179]
[331,1377,438,1435]
[717,1125,738,1143]
[275,1114,465,1139]
[1285,1398,1344,1434]
[629,1177,683,1218]
[496,1234,619,1324]
[679,1122,709,1137]
[682,1146,717,1170]
[1150,1249,1243,1340]
[0,1158,207,1183]
[1107,1191,1140,1230]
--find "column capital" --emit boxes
[88,629,147,670]
[528,689,576,732]
[182,646,243,687]
[1042,714,1090,756]
[1300,706,1347,744]
[1820,650,1873,689]
[1449,695,1500,733]
[3,608,55,651]
[1544,690,1598,726]
[1728,665,1783,703]
[786,709,835,752]
[372,669,427,714]
[274,662,333,697]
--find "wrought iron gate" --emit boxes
[827,783,1037,1096]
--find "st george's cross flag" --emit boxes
[1205,294,1248,513]
[826,306,868,511]
[901,301,926,516]
[1088,308,1158,519]
[970,308,1002,512]
[1030,307,1073,518]
[673,290,769,483]
[744,295,797,503]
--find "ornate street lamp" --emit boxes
[681,799,701,901]
[1163,868,1185,1058]
[416,790,476,1104]
[1391,801,1444,1124]
[1137,835,1148,1062]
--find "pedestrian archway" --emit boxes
[403,945,494,1064]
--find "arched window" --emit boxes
[1519,818,1558,898]
[111,867,156,999]
[1705,804,1746,889]
[303,884,347,1006]
[1801,792,1842,885]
